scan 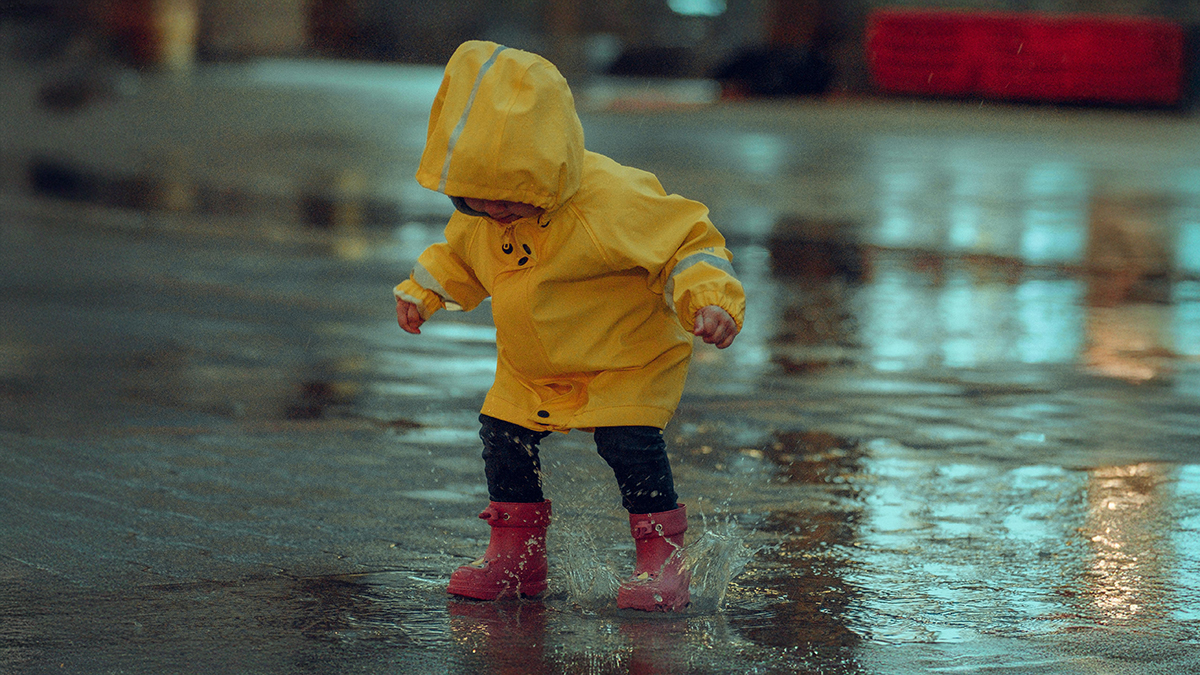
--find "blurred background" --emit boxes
[3,5,1200,672]
[2,0,1199,408]
[4,0,1199,384]
[4,1,1199,93]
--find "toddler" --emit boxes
[395,41,744,611]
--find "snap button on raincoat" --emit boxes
[395,41,745,432]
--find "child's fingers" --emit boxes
[695,306,738,349]
[397,300,424,334]
[708,319,733,348]
[714,321,736,348]
[406,304,425,334]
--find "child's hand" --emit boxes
[693,305,738,349]
[396,298,426,334]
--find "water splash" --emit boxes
[557,528,620,608]
[686,518,759,612]
[556,516,757,612]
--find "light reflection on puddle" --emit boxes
[817,440,1200,646]
[5,100,1200,673]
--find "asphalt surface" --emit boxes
[2,55,1199,674]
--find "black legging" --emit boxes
[478,414,679,514]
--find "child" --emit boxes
[395,41,744,612]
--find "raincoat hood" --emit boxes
[415,41,586,212]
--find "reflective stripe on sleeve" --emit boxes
[664,249,737,312]
[413,263,464,311]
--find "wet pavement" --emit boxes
[2,58,1200,674]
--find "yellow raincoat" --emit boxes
[395,41,745,432]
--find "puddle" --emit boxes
[5,101,1200,673]
[658,421,1200,670]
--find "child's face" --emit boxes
[462,198,545,224]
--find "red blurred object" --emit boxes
[100,0,157,66]
[866,9,1185,106]
[97,0,198,69]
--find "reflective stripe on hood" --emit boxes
[416,41,585,212]
[439,45,508,193]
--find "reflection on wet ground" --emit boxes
[3,92,1200,672]
[4,197,1196,673]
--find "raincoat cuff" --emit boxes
[394,279,445,319]
[684,291,745,333]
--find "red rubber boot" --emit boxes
[617,504,691,612]
[448,500,551,600]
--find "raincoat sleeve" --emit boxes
[393,242,489,319]
[591,166,745,334]
[662,223,746,334]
